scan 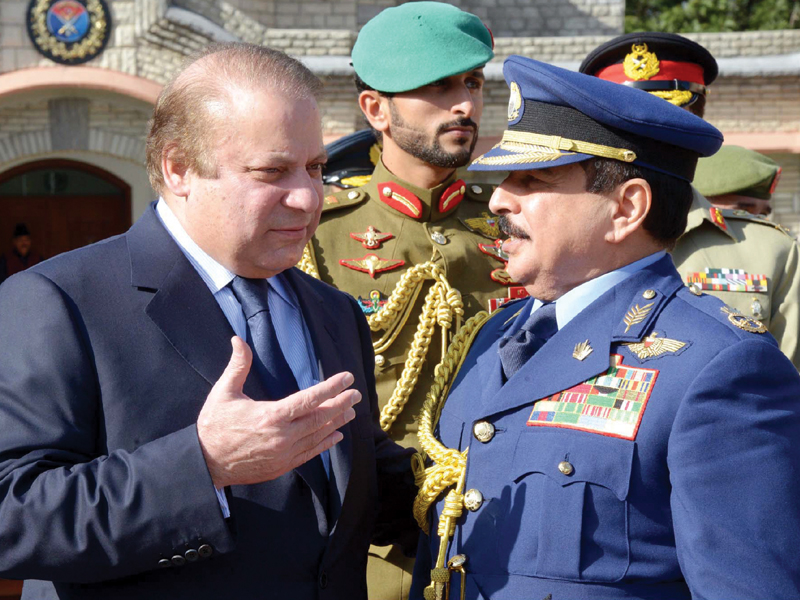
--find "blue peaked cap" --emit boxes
[470,55,723,181]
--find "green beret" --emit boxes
[693,145,782,200]
[352,2,494,94]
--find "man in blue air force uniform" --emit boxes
[410,56,800,600]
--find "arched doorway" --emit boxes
[0,159,131,263]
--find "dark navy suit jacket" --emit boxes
[0,204,416,599]
[412,255,800,600]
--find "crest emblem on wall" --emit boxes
[27,0,112,65]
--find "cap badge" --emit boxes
[623,332,687,361]
[350,226,394,250]
[508,81,523,122]
[339,254,405,278]
[623,43,661,81]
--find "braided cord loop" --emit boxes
[297,246,466,432]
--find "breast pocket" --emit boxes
[496,428,633,583]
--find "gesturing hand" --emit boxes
[197,336,360,488]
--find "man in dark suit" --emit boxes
[0,43,415,599]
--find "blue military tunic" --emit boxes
[412,254,800,600]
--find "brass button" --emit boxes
[471,185,483,194]
[463,489,484,511]
[347,190,359,200]
[431,231,447,245]
[375,354,386,367]
[382,186,392,196]
[642,289,656,299]
[558,461,574,476]
[689,283,702,296]
[472,420,495,443]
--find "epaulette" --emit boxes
[676,285,770,338]
[463,182,495,203]
[720,208,795,238]
[322,187,370,213]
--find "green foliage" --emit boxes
[625,0,800,33]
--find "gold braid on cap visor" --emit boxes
[472,130,638,167]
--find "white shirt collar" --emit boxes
[527,251,667,330]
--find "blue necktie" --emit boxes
[229,276,329,508]
[498,302,558,380]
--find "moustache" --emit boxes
[436,118,478,135]
[498,215,530,240]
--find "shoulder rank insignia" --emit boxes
[460,212,501,240]
[378,182,422,219]
[340,254,405,279]
[439,179,466,213]
[478,239,508,263]
[528,354,657,440]
[357,290,388,315]
[623,302,654,333]
[686,268,768,293]
[721,305,767,334]
[623,332,687,361]
[623,43,660,81]
[709,207,727,231]
[508,81,523,121]
[350,226,393,250]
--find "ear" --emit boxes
[605,178,651,244]
[358,90,390,134]
[161,144,192,198]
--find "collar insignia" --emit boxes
[439,179,466,213]
[573,340,593,361]
[709,207,728,231]
[377,182,422,219]
[460,212,501,239]
[623,43,660,81]
[721,306,767,334]
[339,254,405,279]
[350,226,394,250]
[27,0,112,65]
[623,302,655,333]
[623,332,687,361]
[357,290,388,315]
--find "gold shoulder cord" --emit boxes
[298,242,466,431]
[412,311,492,600]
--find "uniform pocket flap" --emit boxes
[511,430,634,501]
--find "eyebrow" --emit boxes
[470,70,486,81]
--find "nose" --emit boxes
[489,183,517,216]
[284,171,322,213]
[451,85,477,119]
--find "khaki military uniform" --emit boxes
[301,159,510,600]
[672,190,800,368]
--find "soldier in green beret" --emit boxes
[297,3,514,598]
[582,32,800,368]
[694,145,781,217]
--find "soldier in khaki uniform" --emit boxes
[297,3,512,598]
[581,32,800,367]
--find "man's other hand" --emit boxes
[197,336,360,488]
